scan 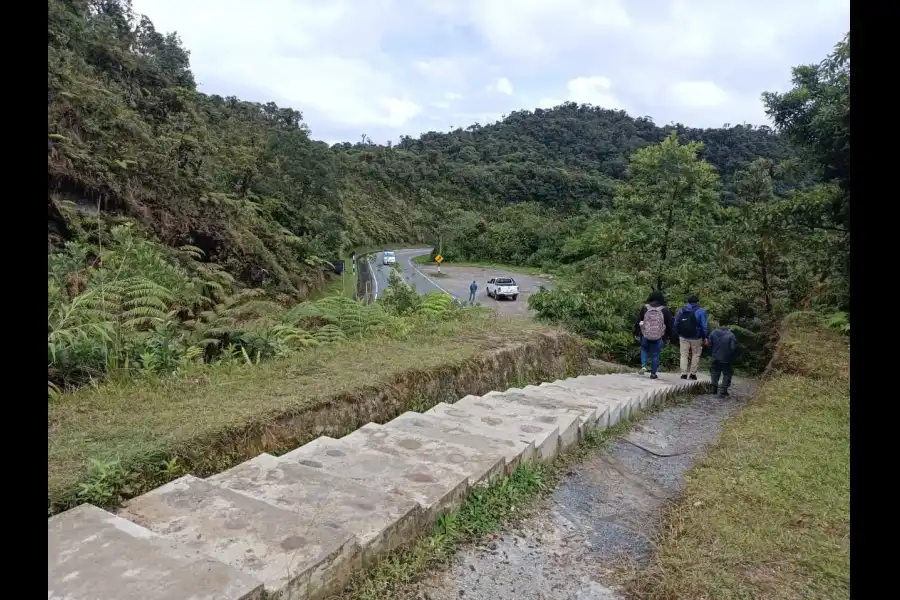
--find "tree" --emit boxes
[723,159,789,317]
[608,133,721,293]
[763,33,848,228]
[762,32,850,308]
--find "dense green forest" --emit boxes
[48,0,849,387]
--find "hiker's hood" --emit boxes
[648,301,664,307]
[685,302,699,309]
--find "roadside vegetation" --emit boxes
[627,313,850,600]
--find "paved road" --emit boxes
[370,248,553,317]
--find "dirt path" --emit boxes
[408,379,755,600]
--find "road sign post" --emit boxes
[435,254,443,274]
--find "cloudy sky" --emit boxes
[131,0,849,145]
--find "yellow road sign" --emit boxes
[435,255,444,264]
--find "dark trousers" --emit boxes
[710,359,733,393]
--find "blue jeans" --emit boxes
[469,291,476,302]
[640,336,665,374]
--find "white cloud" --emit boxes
[130,0,849,141]
[566,77,624,111]
[536,98,559,109]
[467,0,633,60]
[667,81,730,110]
[491,77,514,95]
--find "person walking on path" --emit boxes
[469,281,478,303]
[708,316,738,396]
[633,290,674,379]
[674,294,709,380]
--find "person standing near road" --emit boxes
[708,316,738,396]
[673,294,709,380]
[469,281,478,303]
[633,290,674,379]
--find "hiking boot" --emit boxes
[718,390,730,397]
[650,373,659,379]
[680,374,688,380]
[640,366,648,374]
[689,374,697,381]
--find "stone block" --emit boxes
[48,504,264,600]
[280,436,470,521]
[341,423,507,487]
[207,457,421,565]
[119,475,360,600]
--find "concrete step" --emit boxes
[384,410,536,473]
[49,371,705,599]
[453,394,583,453]
[118,475,360,600]
[483,388,607,431]
[341,422,507,487]
[518,382,633,426]
[207,452,421,567]
[279,436,470,522]
[426,401,572,462]
[532,381,647,418]
[569,374,687,408]
[48,504,264,600]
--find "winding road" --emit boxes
[369,248,553,317]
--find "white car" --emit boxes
[382,250,396,266]
[486,277,519,301]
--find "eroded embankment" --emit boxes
[49,329,593,516]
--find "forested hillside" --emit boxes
[49,0,814,288]
[48,0,849,383]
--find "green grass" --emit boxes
[308,260,358,301]
[627,318,850,600]
[48,313,553,513]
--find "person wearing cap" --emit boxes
[673,294,709,380]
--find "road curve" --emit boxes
[370,248,553,317]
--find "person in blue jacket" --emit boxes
[673,294,709,380]
[469,281,478,303]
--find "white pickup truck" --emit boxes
[486,277,519,301]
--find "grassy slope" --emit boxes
[628,315,850,600]
[48,313,551,509]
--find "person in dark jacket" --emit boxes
[708,316,739,396]
[633,290,674,379]
[673,295,710,381]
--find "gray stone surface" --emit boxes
[280,436,471,520]
[426,400,568,462]
[48,504,264,600]
[385,411,535,473]
[455,394,582,454]
[484,389,603,430]
[207,456,422,564]
[341,422,507,487]
[119,475,360,600]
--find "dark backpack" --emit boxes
[675,307,698,338]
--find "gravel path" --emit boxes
[409,379,756,600]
